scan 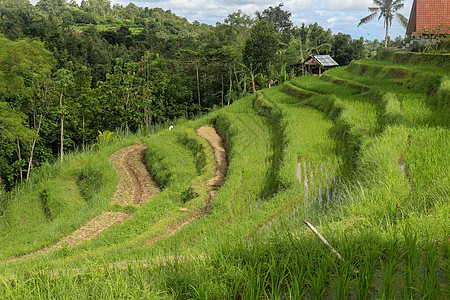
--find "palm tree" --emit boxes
[358,0,408,49]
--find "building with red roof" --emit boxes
[406,0,450,38]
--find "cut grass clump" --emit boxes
[435,76,450,111]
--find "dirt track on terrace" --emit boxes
[6,143,159,262]
[146,126,228,245]
[6,127,227,262]
[196,126,227,187]
[109,143,160,206]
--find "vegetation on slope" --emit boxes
[0,1,374,193]
[0,52,449,299]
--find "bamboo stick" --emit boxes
[303,221,342,260]
[303,221,359,273]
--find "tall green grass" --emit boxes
[290,75,359,98]
[0,140,131,259]
[1,54,449,299]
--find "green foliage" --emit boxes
[0,34,55,97]
[0,102,34,142]
[435,76,450,111]
[331,33,364,65]
[255,3,292,43]
[243,19,279,75]
[0,3,449,298]
[97,130,114,144]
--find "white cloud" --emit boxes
[342,15,358,22]
[292,18,309,24]
[28,0,414,40]
[326,0,373,11]
[315,10,325,16]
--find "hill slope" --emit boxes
[0,51,449,299]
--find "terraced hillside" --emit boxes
[0,51,448,299]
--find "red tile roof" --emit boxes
[406,0,450,35]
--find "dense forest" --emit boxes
[0,0,377,193]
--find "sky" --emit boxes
[31,0,415,41]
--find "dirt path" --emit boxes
[5,143,159,262]
[54,143,159,248]
[109,143,160,206]
[196,126,228,187]
[146,126,228,245]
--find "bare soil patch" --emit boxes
[6,143,160,262]
[54,212,132,248]
[146,126,228,245]
[109,143,160,206]
[196,126,228,187]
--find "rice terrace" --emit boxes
[0,0,450,298]
[0,49,448,298]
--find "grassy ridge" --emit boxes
[0,139,133,259]
[0,53,449,298]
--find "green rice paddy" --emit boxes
[0,51,448,299]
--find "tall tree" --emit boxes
[256,3,292,43]
[357,0,408,49]
[0,35,56,182]
[35,0,67,14]
[243,19,279,76]
[54,67,74,162]
[331,33,365,65]
[0,102,34,194]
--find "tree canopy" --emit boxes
[0,1,372,192]
[243,19,279,75]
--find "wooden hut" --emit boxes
[303,55,338,76]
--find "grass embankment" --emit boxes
[1,53,449,299]
[0,136,135,259]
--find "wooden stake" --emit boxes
[303,220,359,273]
[303,221,342,260]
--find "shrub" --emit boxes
[435,76,450,110]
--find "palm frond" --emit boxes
[395,12,409,29]
[358,11,378,27]
[392,3,404,11]
[368,7,380,12]
[317,42,332,52]
[373,0,385,6]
